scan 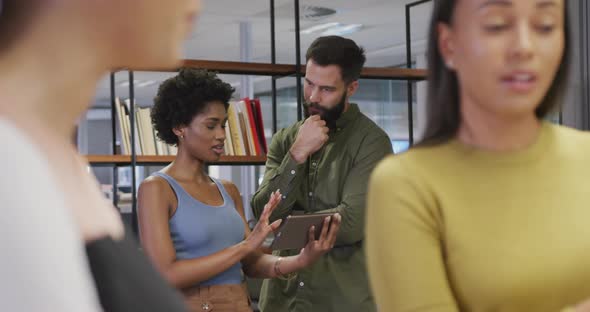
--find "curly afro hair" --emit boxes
[151,68,235,146]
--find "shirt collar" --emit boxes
[334,103,360,131]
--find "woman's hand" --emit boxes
[296,213,342,267]
[244,190,282,252]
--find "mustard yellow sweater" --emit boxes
[366,123,590,312]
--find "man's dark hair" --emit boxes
[305,35,366,84]
[151,68,235,146]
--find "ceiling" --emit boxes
[92,0,434,108]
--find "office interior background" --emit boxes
[78,0,590,228]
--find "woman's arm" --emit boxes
[366,157,459,312]
[223,182,341,279]
[137,176,276,289]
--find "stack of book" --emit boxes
[115,97,267,157]
[115,98,177,156]
[224,98,267,157]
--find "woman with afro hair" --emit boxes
[138,68,341,312]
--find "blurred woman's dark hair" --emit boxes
[0,0,41,53]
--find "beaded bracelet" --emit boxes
[274,257,285,277]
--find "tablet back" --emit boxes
[270,213,334,250]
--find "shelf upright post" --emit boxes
[271,0,278,134]
[128,70,138,235]
[405,0,432,146]
[110,72,119,208]
[405,3,414,146]
[582,0,590,129]
[294,0,303,121]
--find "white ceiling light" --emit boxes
[300,22,341,35]
[300,5,337,21]
[117,80,157,88]
[299,23,364,36]
[321,24,364,36]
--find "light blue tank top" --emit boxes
[153,172,244,286]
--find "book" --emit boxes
[241,98,263,156]
[252,99,268,154]
[138,107,157,155]
[114,97,130,154]
[134,107,146,155]
[124,99,142,155]
[237,100,257,156]
[224,122,235,156]
[227,103,246,156]
[238,111,252,156]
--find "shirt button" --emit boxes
[312,162,317,167]
[282,195,287,199]
[299,281,305,287]
[290,170,296,175]
[308,192,313,197]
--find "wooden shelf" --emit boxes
[130,59,428,80]
[85,155,267,166]
[359,67,427,80]
[184,60,297,76]
[133,60,296,76]
[86,155,132,165]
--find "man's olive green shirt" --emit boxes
[251,104,393,312]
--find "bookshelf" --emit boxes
[86,64,427,234]
[131,59,428,81]
[86,63,427,168]
[86,155,133,166]
[83,0,429,235]
[86,155,267,166]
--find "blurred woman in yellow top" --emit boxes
[366,0,590,311]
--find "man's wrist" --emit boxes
[289,146,307,164]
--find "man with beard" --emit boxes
[251,36,392,312]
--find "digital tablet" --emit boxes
[270,213,336,250]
